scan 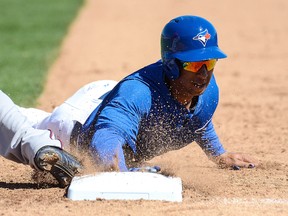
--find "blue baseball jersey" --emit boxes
[79,61,225,171]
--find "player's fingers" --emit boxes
[231,160,255,169]
[240,154,259,166]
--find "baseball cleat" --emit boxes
[34,146,82,187]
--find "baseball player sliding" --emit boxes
[19,15,258,173]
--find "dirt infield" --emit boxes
[1,0,288,215]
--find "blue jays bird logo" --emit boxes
[192,29,211,47]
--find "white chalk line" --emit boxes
[211,197,288,205]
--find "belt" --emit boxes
[70,121,83,146]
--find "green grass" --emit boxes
[0,0,83,106]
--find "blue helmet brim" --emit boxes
[172,46,227,62]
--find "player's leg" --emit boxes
[17,106,51,126]
[0,91,82,187]
[62,80,118,124]
[35,80,118,148]
[0,90,61,166]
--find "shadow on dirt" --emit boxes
[0,181,57,189]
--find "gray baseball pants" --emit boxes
[0,90,61,169]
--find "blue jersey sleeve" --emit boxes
[90,128,129,171]
[89,80,152,171]
[194,120,226,157]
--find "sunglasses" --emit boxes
[181,59,217,73]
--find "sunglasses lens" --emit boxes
[182,59,217,72]
[183,62,202,72]
[206,59,217,70]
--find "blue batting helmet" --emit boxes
[161,15,227,80]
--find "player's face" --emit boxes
[177,63,214,96]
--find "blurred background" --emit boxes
[0,0,82,106]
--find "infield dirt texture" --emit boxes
[1,0,288,215]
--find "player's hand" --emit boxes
[213,152,259,170]
[129,165,161,173]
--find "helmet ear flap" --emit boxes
[163,58,181,80]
